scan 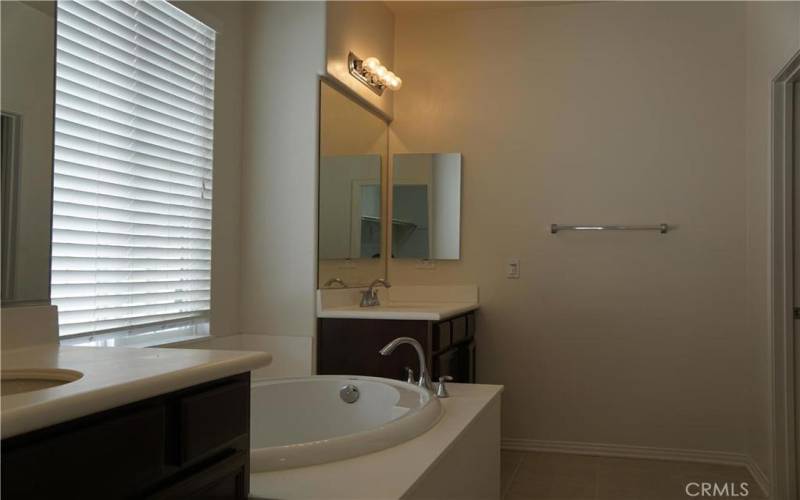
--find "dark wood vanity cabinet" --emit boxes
[317,311,477,383]
[1,373,251,500]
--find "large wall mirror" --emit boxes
[1,1,55,305]
[318,80,388,288]
[391,153,462,260]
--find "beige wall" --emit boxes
[326,1,396,118]
[0,1,55,304]
[743,0,800,483]
[177,2,245,338]
[239,1,326,337]
[392,2,751,455]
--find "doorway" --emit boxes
[773,49,800,500]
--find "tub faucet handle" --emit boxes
[435,376,453,398]
[404,366,415,384]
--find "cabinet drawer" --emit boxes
[179,380,249,464]
[2,405,165,499]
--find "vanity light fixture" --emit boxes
[348,52,402,96]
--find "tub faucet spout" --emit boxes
[379,337,434,392]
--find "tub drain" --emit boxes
[339,384,360,404]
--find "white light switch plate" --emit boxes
[507,259,520,279]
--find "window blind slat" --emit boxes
[55,291,212,312]
[53,228,211,249]
[52,269,211,285]
[52,215,211,240]
[52,280,211,298]
[52,256,211,272]
[53,0,216,337]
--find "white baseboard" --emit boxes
[501,438,770,497]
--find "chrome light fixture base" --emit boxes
[348,52,386,96]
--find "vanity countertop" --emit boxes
[0,345,271,439]
[317,302,478,321]
[316,284,480,321]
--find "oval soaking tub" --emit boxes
[249,375,443,471]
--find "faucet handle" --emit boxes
[404,366,415,384]
[435,375,453,398]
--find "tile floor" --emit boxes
[501,451,766,500]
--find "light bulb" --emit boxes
[374,65,388,80]
[387,75,402,91]
[362,57,381,73]
[381,71,396,85]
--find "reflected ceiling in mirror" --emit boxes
[392,153,462,261]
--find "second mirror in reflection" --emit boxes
[392,153,462,260]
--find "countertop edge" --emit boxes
[1,350,271,439]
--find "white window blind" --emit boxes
[52,0,216,337]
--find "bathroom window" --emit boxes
[51,0,216,338]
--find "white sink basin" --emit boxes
[1,369,83,396]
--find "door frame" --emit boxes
[772,49,800,500]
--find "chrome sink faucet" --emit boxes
[379,337,434,392]
[322,277,347,288]
[360,278,391,307]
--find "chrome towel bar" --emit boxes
[550,224,669,234]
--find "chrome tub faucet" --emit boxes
[379,337,434,392]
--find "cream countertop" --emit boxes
[316,284,479,321]
[0,345,271,438]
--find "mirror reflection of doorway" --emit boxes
[392,184,428,259]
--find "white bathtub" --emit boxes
[249,375,443,471]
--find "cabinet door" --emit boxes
[461,340,476,383]
[2,405,166,499]
[433,347,460,381]
[434,341,476,383]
